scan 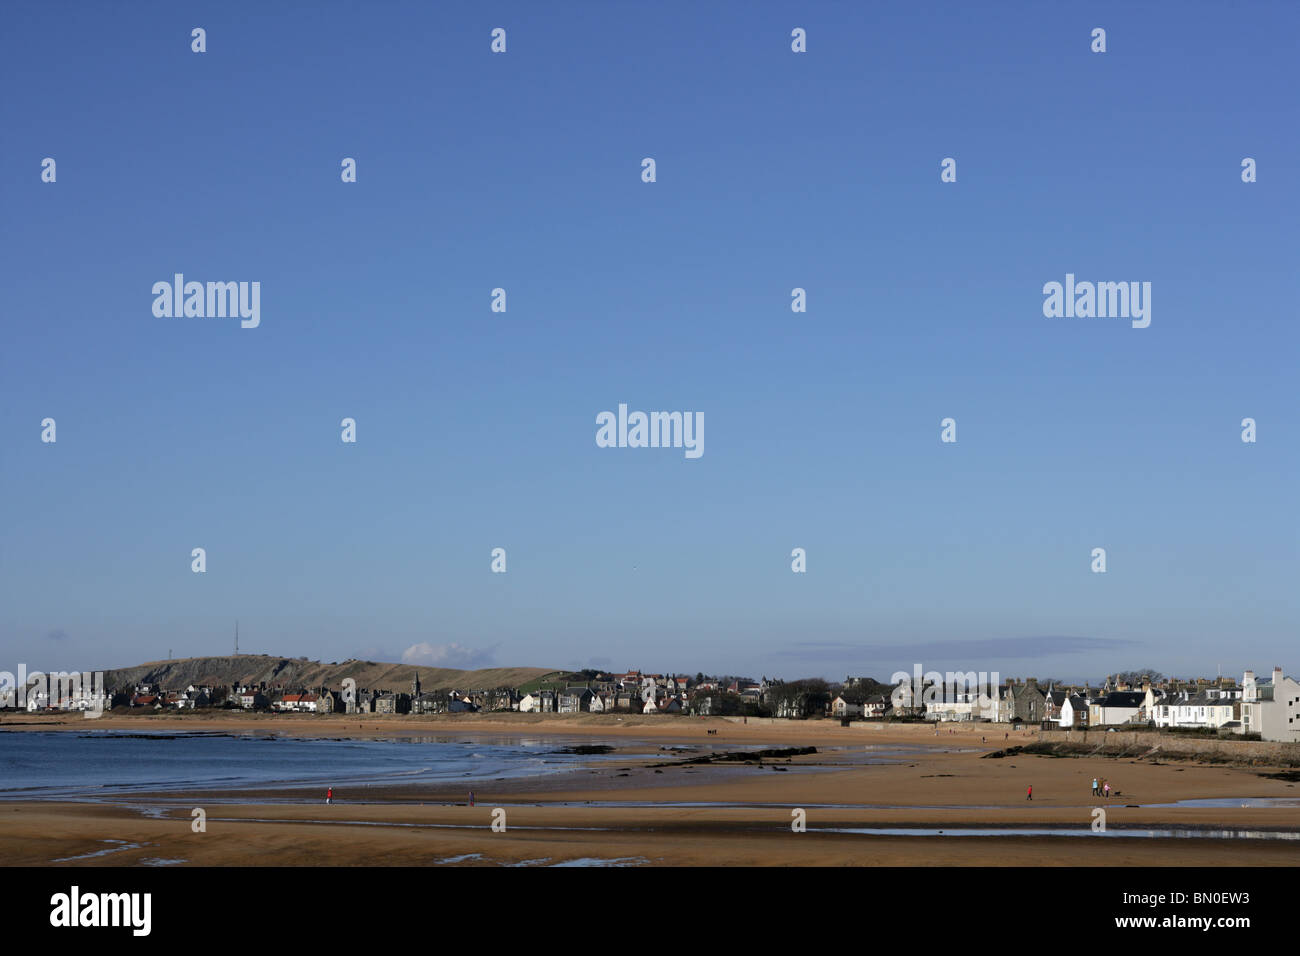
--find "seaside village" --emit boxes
[13,664,1300,743]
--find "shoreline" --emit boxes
[6,714,1299,866]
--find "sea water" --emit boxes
[0,730,623,799]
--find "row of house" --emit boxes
[11,667,780,720]
[829,694,893,719]
[18,664,1299,743]
[130,684,214,710]
[1041,669,1298,742]
[21,685,112,713]
[817,668,1299,743]
[519,671,714,714]
[116,675,505,715]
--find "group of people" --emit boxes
[1024,777,1116,802]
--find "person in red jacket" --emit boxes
[326,786,333,805]
[1026,785,1033,801]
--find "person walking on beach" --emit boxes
[1092,777,1099,796]
[1026,785,1033,801]
[326,786,333,805]
[1103,781,1111,799]
[468,790,475,807]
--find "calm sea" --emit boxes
[0,730,624,799]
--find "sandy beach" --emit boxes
[4,712,1298,866]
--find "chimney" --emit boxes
[1273,666,1284,685]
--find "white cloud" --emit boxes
[400,642,496,670]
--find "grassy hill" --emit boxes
[103,655,559,693]
[516,673,573,694]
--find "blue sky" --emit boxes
[1,1,1296,684]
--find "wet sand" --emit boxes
[4,713,1299,866]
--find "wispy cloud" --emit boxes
[776,636,1135,662]
[401,642,497,670]
[46,628,69,642]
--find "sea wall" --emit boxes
[1039,727,1300,762]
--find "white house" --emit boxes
[1042,686,1069,722]
[1059,694,1089,728]
[275,692,320,713]
[1153,689,1237,729]
[831,696,864,718]
[1089,691,1146,727]
[238,687,266,709]
[66,688,111,713]
[862,695,891,718]
[926,690,986,722]
[557,687,593,714]
[1240,668,1300,742]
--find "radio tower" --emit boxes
[235,620,239,656]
